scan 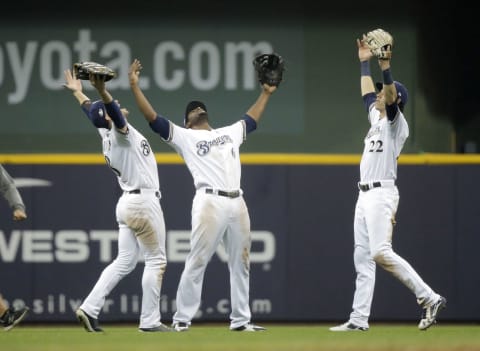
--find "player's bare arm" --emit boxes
[63,69,90,105]
[129,59,158,123]
[358,37,375,96]
[90,74,113,104]
[246,84,276,122]
[378,59,397,106]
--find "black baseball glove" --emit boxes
[73,61,117,81]
[253,53,285,87]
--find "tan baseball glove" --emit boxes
[364,29,393,60]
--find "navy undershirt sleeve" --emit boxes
[104,101,127,129]
[149,115,171,140]
[243,114,257,134]
[81,102,109,129]
[362,93,376,113]
[386,103,399,121]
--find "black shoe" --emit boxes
[139,324,172,332]
[418,296,447,330]
[76,308,103,332]
[1,307,29,331]
[231,323,266,332]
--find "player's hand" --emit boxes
[357,35,373,62]
[13,209,27,221]
[262,83,277,94]
[129,59,142,86]
[62,69,83,93]
[89,73,106,92]
[378,58,391,71]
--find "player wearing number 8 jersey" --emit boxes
[63,69,170,332]
[330,33,446,332]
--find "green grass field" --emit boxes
[1,323,479,351]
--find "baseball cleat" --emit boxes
[231,323,266,332]
[171,322,189,332]
[1,307,29,331]
[139,323,172,332]
[329,322,368,331]
[418,296,447,330]
[76,308,103,332]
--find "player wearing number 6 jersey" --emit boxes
[330,33,446,332]
[63,69,170,332]
[129,58,276,332]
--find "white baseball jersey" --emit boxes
[359,105,409,183]
[166,120,246,191]
[98,123,160,193]
[165,118,254,329]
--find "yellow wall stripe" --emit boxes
[0,153,479,165]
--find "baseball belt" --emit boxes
[205,188,240,198]
[125,189,160,198]
[358,182,382,192]
[357,180,395,192]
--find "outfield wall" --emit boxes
[0,154,479,323]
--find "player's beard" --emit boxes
[196,112,209,124]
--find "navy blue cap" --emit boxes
[184,100,207,126]
[90,100,107,119]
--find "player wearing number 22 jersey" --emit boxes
[330,35,446,332]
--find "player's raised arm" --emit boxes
[245,84,276,123]
[89,73,113,104]
[378,58,397,106]
[63,69,90,105]
[128,59,171,140]
[358,36,375,97]
[63,68,107,129]
[89,74,127,132]
[129,59,158,123]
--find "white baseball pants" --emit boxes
[349,185,440,328]
[80,191,167,329]
[173,190,252,329]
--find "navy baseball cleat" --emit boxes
[1,307,29,331]
[76,308,103,332]
[329,322,368,331]
[231,323,266,332]
[418,296,447,330]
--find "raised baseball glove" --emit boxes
[253,53,285,87]
[364,29,393,60]
[73,61,117,81]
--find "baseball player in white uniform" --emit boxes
[330,34,446,332]
[128,59,276,332]
[63,69,170,332]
